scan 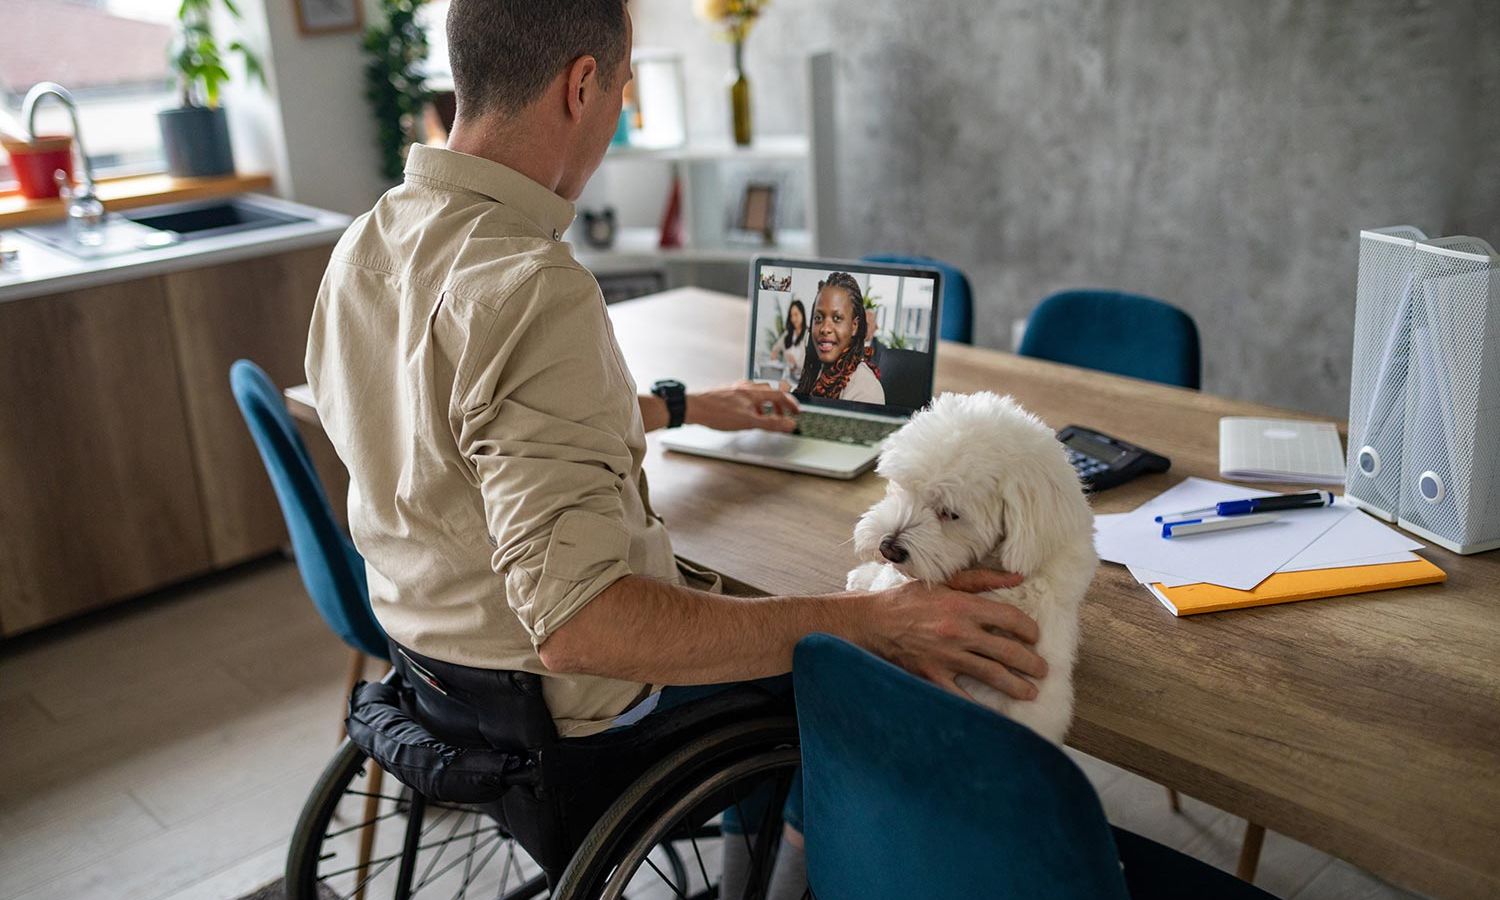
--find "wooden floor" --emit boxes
[0,558,1427,900]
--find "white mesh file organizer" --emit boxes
[1346,227,1500,554]
[1346,227,1426,521]
[1399,239,1500,554]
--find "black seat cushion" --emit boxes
[345,679,528,805]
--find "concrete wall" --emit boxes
[632,0,1499,416]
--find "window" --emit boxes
[1,0,177,189]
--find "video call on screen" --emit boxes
[753,265,938,414]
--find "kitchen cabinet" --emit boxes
[0,240,350,636]
[0,278,213,632]
[164,244,347,567]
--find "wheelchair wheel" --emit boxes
[287,740,690,900]
[554,716,802,900]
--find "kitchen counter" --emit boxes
[0,193,351,303]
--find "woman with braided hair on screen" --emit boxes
[794,271,886,404]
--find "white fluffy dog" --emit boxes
[847,391,1097,743]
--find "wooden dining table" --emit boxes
[287,287,1500,899]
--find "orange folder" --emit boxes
[1148,558,1447,616]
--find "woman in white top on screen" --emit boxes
[769,298,809,383]
[794,272,885,405]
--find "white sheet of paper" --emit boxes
[1275,506,1423,570]
[1093,478,1351,590]
[1278,551,1418,573]
[1127,565,1201,587]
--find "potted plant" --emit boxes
[160,0,264,178]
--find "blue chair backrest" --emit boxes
[1018,289,1201,389]
[793,634,1129,900]
[861,254,974,345]
[230,360,388,660]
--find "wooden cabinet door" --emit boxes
[0,279,213,633]
[163,243,348,566]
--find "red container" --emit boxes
[2,134,76,199]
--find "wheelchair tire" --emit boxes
[286,739,553,900]
[553,715,801,900]
[287,740,697,900]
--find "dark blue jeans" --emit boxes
[640,675,803,835]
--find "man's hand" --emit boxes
[863,568,1046,702]
[687,381,799,433]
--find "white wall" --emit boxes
[227,0,392,216]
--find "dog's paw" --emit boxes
[846,561,886,591]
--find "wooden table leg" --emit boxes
[1166,787,1182,813]
[341,649,366,741]
[1237,821,1267,882]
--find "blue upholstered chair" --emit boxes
[793,634,1276,899]
[230,360,388,669]
[1019,290,1202,389]
[862,254,974,344]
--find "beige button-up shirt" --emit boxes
[307,145,683,737]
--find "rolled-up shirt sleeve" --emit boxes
[453,266,641,646]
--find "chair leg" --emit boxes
[353,762,385,900]
[1165,787,1181,813]
[341,649,366,741]
[1236,821,1266,882]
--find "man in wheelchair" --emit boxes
[302,0,1047,895]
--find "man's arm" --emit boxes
[537,570,1048,702]
[638,382,799,433]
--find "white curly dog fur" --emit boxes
[846,392,1097,743]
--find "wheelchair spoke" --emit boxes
[331,850,404,900]
[325,804,407,839]
[413,831,503,895]
[413,807,469,890]
[496,839,516,898]
[688,833,712,895]
[642,854,688,899]
[460,820,478,896]
[443,831,506,900]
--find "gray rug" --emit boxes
[234,878,336,900]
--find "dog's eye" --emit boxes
[937,508,960,522]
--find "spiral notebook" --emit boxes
[1219,417,1345,485]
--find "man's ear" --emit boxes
[564,55,600,122]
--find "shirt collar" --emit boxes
[404,144,576,240]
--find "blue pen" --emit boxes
[1154,490,1335,523]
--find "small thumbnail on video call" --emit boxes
[754,265,937,412]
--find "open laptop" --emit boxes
[661,256,943,478]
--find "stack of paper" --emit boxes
[1095,478,1440,615]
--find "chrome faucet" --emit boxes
[23,82,104,245]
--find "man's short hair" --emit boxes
[446,0,629,118]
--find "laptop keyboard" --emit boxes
[796,410,902,446]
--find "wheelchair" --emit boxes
[284,661,800,900]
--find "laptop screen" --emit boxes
[749,257,943,417]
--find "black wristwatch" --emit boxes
[651,379,687,429]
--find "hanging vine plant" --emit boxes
[363,0,430,181]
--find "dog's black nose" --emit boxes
[879,537,908,564]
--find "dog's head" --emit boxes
[854,392,1091,581]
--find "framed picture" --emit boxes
[733,182,778,245]
[293,0,363,35]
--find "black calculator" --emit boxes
[1057,425,1171,492]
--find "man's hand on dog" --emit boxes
[866,568,1047,703]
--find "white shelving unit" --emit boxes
[571,52,838,291]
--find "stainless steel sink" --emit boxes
[16,197,311,259]
[124,198,308,241]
